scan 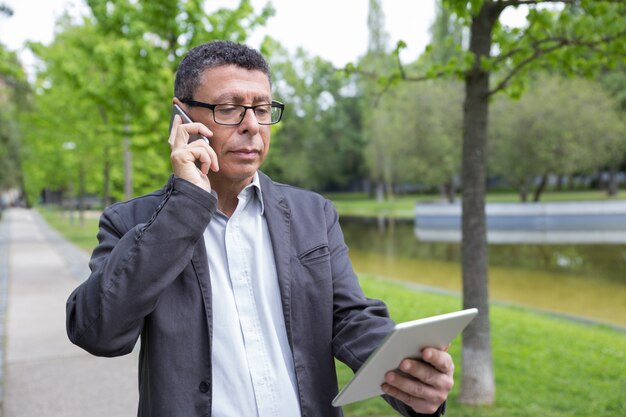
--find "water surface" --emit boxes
[340,218,626,327]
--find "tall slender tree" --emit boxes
[351,0,626,404]
[362,0,396,201]
[445,0,625,404]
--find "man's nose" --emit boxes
[238,107,260,133]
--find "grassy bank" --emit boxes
[340,276,625,417]
[38,207,625,416]
[37,207,100,252]
[325,190,626,220]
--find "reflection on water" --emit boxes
[340,217,626,327]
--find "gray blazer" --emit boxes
[66,172,440,417]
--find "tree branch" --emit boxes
[490,20,538,67]
[497,0,575,6]
[489,29,626,95]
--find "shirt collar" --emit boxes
[246,171,265,215]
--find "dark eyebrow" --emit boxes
[213,93,272,104]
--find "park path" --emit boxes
[0,208,138,417]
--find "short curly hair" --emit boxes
[174,40,271,100]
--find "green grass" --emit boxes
[338,276,626,417]
[324,190,626,219]
[37,207,100,252]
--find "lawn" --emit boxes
[339,276,626,417]
[325,190,626,220]
[37,207,100,252]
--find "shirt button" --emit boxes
[198,380,210,393]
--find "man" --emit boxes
[66,40,453,417]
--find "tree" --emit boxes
[262,39,366,191]
[598,63,626,195]
[393,80,463,202]
[441,0,626,404]
[361,0,397,201]
[356,0,626,404]
[490,74,626,201]
[0,42,29,199]
[22,0,273,207]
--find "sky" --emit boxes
[0,0,527,77]
[0,0,439,75]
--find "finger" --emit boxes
[381,379,444,415]
[172,122,213,149]
[397,358,454,392]
[187,139,219,173]
[421,348,455,376]
[381,383,441,415]
[384,369,442,401]
[183,123,213,145]
[168,115,183,146]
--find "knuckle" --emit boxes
[423,370,437,386]
[426,403,440,414]
[435,391,447,404]
[410,382,425,398]
[444,375,454,391]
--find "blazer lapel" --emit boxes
[259,172,294,348]
[191,236,213,346]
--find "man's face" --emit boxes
[184,65,272,187]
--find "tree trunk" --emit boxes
[533,173,549,202]
[103,143,111,208]
[607,166,618,196]
[556,174,564,191]
[78,162,86,227]
[442,179,455,203]
[123,114,133,201]
[515,179,529,202]
[98,106,112,208]
[458,2,502,405]
[375,181,385,202]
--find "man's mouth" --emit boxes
[230,148,260,158]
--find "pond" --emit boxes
[339,217,626,328]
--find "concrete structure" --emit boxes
[414,200,626,244]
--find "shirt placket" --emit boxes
[225,189,278,417]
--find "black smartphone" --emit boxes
[170,104,209,144]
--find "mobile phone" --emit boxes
[170,104,209,144]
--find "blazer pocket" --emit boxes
[297,244,330,266]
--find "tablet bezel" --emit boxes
[332,308,478,407]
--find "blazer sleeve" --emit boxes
[325,200,445,417]
[66,177,217,357]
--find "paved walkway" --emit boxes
[0,208,138,417]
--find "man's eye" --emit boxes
[216,105,240,115]
[255,106,271,116]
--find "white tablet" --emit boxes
[332,308,478,407]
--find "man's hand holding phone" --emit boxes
[168,104,219,192]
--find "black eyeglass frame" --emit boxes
[180,99,285,125]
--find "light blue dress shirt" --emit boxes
[205,173,301,417]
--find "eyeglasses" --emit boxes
[181,99,284,125]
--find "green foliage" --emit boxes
[263,41,366,190]
[0,43,29,192]
[21,0,272,205]
[485,0,626,97]
[364,79,464,197]
[489,74,626,200]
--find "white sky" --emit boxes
[0,0,437,74]
[0,0,526,76]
